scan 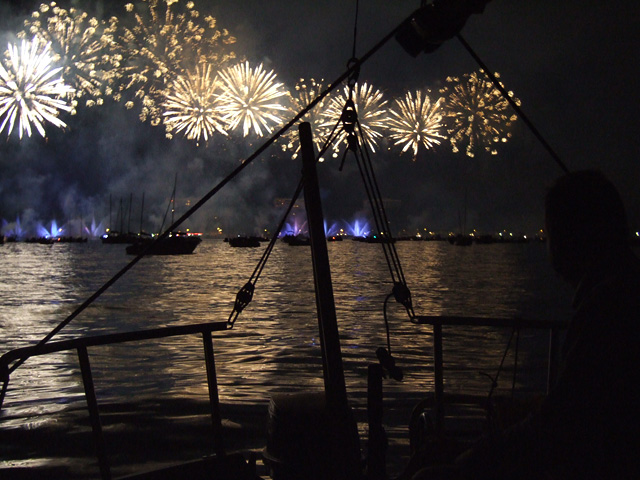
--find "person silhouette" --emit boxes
[412,170,640,479]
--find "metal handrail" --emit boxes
[0,316,569,477]
[0,321,228,368]
[0,321,230,480]
[412,315,568,330]
[412,315,569,437]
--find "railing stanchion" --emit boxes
[202,332,224,455]
[548,327,561,394]
[0,379,8,411]
[77,346,111,480]
[433,323,445,437]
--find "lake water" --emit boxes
[0,238,575,477]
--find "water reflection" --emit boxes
[0,240,574,402]
[0,239,574,474]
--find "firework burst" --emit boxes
[0,37,75,139]
[441,70,520,157]
[281,78,331,160]
[217,61,288,137]
[19,2,120,109]
[162,64,228,143]
[115,0,236,126]
[321,82,388,155]
[387,89,447,159]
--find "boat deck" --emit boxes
[0,395,500,479]
[0,316,564,479]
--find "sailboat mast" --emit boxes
[299,121,360,479]
[127,193,133,234]
[119,198,123,233]
[171,174,177,227]
[139,192,145,234]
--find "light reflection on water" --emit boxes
[0,239,574,471]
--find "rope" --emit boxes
[352,121,415,318]
[5,17,411,375]
[483,327,519,404]
[346,0,361,120]
[226,86,372,328]
[328,92,415,379]
[456,33,570,174]
[351,0,359,60]
[227,179,304,327]
[512,326,520,397]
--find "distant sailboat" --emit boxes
[101,195,138,244]
[126,175,202,255]
[449,189,473,246]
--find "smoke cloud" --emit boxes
[1,1,639,239]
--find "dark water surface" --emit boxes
[0,239,574,477]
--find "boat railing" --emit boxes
[0,315,569,478]
[0,321,230,480]
[411,315,569,438]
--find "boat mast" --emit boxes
[170,174,177,226]
[119,198,123,233]
[300,122,360,479]
[139,192,145,234]
[127,193,133,234]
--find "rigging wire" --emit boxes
[227,178,304,328]
[456,33,570,174]
[342,0,411,311]
[455,33,566,399]
[481,326,521,405]
[227,106,349,328]
[351,0,359,60]
[5,5,568,381]
[5,17,409,377]
[353,123,415,316]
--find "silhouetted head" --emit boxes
[545,170,629,287]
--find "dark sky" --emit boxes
[1,1,639,237]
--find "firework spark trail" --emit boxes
[217,61,289,138]
[0,38,74,139]
[441,70,519,157]
[19,2,120,109]
[387,89,447,159]
[162,64,228,143]
[116,0,236,126]
[321,82,388,155]
[281,78,331,159]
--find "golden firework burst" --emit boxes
[387,89,447,159]
[18,2,120,109]
[115,0,236,126]
[280,78,331,160]
[441,70,520,157]
[321,81,388,155]
[162,64,228,143]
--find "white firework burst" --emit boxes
[281,78,331,160]
[217,61,288,137]
[321,81,388,154]
[387,89,447,159]
[0,38,75,139]
[162,64,228,143]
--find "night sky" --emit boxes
[0,1,638,238]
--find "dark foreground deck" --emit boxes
[0,317,565,479]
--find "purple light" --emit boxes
[37,220,64,239]
[345,219,371,237]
